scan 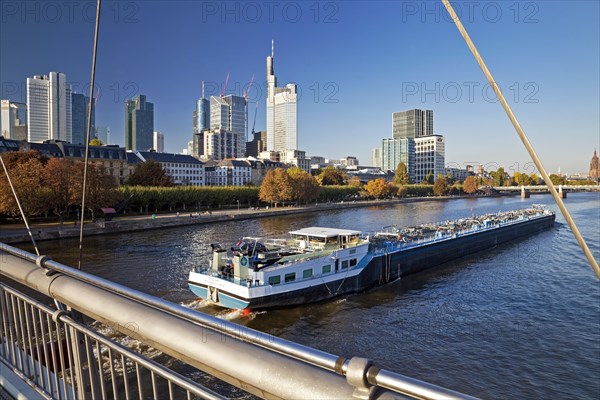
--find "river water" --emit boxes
[18,193,600,399]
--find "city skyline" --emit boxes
[1,1,598,174]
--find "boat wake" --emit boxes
[181,298,212,310]
[216,309,267,321]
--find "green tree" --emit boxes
[393,162,409,185]
[491,167,506,186]
[89,138,104,146]
[433,177,449,196]
[530,173,540,185]
[318,166,346,186]
[126,160,174,187]
[426,171,434,185]
[549,174,567,186]
[364,178,391,199]
[462,176,479,194]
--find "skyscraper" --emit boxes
[266,40,298,153]
[382,138,415,180]
[193,81,210,158]
[95,126,111,144]
[1,100,27,140]
[371,147,382,169]
[392,109,433,139]
[125,95,154,151]
[153,131,164,153]
[26,72,72,143]
[71,93,95,144]
[206,93,246,159]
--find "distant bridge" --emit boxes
[492,185,600,192]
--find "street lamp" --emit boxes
[237,199,240,211]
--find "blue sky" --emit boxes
[1,1,598,175]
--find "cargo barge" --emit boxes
[188,206,555,309]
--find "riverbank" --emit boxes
[0,195,487,244]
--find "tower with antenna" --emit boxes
[265,39,298,154]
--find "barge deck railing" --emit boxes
[1,242,478,400]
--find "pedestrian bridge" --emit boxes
[0,242,477,400]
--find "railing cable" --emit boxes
[0,155,40,256]
[78,0,101,270]
[441,0,600,279]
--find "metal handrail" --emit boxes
[1,241,478,399]
[0,282,225,400]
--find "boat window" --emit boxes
[322,265,331,274]
[350,258,357,267]
[268,275,281,285]
[284,272,296,283]
[308,236,326,244]
[341,260,349,269]
[303,269,312,279]
[326,237,338,245]
[349,249,356,255]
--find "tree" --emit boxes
[433,177,449,196]
[549,174,567,186]
[89,138,104,146]
[126,160,173,186]
[43,158,82,225]
[364,178,391,199]
[393,162,409,185]
[318,166,346,186]
[259,168,293,207]
[491,167,506,186]
[426,171,434,184]
[348,176,362,188]
[0,155,47,218]
[463,176,479,194]
[530,173,540,185]
[75,163,120,220]
[288,167,320,204]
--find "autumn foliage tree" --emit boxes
[44,158,82,225]
[393,162,409,185]
[287,167,320,205]
[317,166,346,186]
[364,178,391,199]
[433,177,449,196]
[462,176,479,194]
[259,168,293,207]
[127,160,174,186]
[0,153,47,218]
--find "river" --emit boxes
[16,193,600,399]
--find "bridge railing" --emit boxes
[0,282,225,400]
[1,242,478,400]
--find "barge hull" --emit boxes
[240,213,555,309]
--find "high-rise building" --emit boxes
[207,93,246,159]
[266,40,298,153]
[71,93,95,144]
[26,72,72,143]
[392,109,433,139]
[371,147,382,168]
[95,126,111,144]
[382,138,415,181]
[246,130,267,157]
[153,131,164,153]
[203,129,244,160]
[125,95,154,151]
[414,135,445,183]
[1,100,27,140]
[193,81,210,158]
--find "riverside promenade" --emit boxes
[0,196,475,244]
